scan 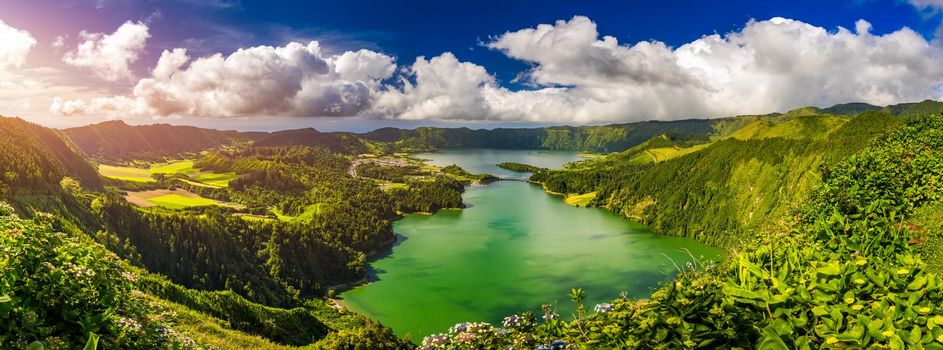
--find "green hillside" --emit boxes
[897,99,943,118]
[0,121,451,348]
[363,101,938,155]
[728,114,851,140]
[361,119,720,153]
[64,120,249,162]
[5,101,943,349]
[0,201,410,349]
[418,113,943,349]
[0,117,100,191]
[531,111,900,247]
[0,117,104,234]
[252,128,373,154]
[821,102,882,115]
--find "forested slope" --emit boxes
[0,120,421,349]
[362,101,939,154]
[361,119,721,153]
[64,120,249,162]
[0,201,411,349]
[0,117,100,191]
[0,116,103,233]
[532,111,901,247]
[252,128,374,154]
[418,114,943,349]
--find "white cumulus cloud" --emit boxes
[51,16,943,123]
[909,0,943,12]
[54,41,396,118]
[373,52,496,120]
[373,16,943,122]
[0,19,36,71]
[63,21,150,81]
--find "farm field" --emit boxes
[191,172,238,187]
[151,160,238,187]
[99,164,156,182]
[124,189,244,210]
[99,160,238,187]
[149,160,198,174]
[564,191,597,206]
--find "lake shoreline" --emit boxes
[337,149,723,339]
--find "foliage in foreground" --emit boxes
[419,115,943,349]
[0,202,193,349]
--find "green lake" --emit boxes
[339,149,722,339]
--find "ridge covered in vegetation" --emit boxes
[3,101,943,349]
[416,114,943,349]
[532,111,901,247]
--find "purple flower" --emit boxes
[503,314,523,327]
[420,333,450,348]
[594,303,614,313]
[450,322,469,333]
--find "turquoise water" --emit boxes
[339,149,721,339]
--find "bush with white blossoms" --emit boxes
[0,202,196,349]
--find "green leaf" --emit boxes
[723,284,763,300]
[0,295,13,317]
[26,341,45,350]
[768,294,788,305]
[757,324,790,350]
[740,256,768,278]
[908,276,927,290]
[816,261,842,275]
[83,333,99,350]
[910,327,922,345]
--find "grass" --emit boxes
[564,192,597,206]
[234,213,276,222]
[179,179,217,188]
[192,172,239,188]
[270,204,328,222]
[646,144,710,162]
[124,189,244,210]
[150,160,197,175]
[271,208,295,222]
[154,297,312,350]
[730,115,850,141]
[147,194,220,210]
[99,160,239,188]
[99,165,155,183]
[380,182,409,191]
[577,152,606,159]
[912,203,943,274]
[151,160,237,188]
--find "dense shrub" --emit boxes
[0,202,192,349]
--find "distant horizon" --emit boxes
[3,0,943,130]
[9,98,934,133]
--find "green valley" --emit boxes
[2,99,943,349]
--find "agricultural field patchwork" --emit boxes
[149,160,198,175]
[124,189,244,210]
[99,164,156,182]
[99,160,238,187]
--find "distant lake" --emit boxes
[339,149,721,339]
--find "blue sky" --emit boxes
[1,0,942,131]
[7,0,933,85]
